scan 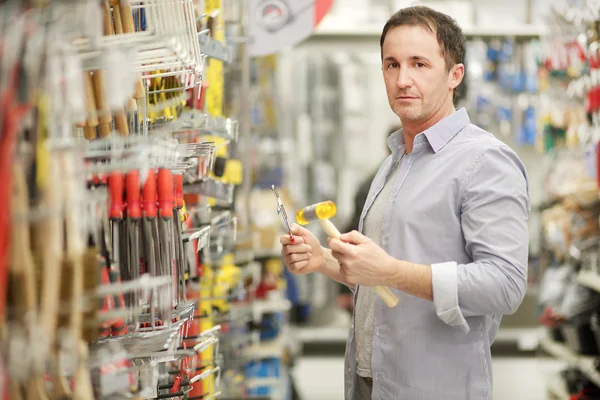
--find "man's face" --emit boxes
[382,24,462,123]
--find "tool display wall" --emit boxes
[532,2,600,399]
[0,0,292,399]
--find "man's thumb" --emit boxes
[340,230,368,244]
[291,223,309,236]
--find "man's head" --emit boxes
[380,6,465,125]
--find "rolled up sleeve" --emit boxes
[432,261,469,333]
[431,145,530,333]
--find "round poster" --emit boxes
[248,0,334,56]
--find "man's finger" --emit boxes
[287,260,309,273]
[280,234,304,245]
[288,252,311,263]
[340,230,369,245]
[283,244,312,254]
[329,238,354,254]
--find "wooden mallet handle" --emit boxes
[319,219,399,308]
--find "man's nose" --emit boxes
[396,68,413,89]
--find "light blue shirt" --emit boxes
[345,108,530,400]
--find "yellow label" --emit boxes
[35,94,51,191]
[204,0,224,117]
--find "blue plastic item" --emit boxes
[246,358,282,397]
[260,313,285,340]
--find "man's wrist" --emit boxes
[383,256,434,301]
[383,255,406,287]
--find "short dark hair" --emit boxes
[380,6,465,72]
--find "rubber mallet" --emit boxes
[296,201,399,307]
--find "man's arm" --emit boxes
[390,145,529,332]
[331,145,529,334]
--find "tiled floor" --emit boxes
[292,356,566,400]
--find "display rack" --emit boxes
[532,4,600,399]
[0,0,296,398]
[540,335,600,388]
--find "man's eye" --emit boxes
[416,62,426,68]
[387,62,398,69]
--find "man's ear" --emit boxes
[449,63,465,90]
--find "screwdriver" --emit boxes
[271,185,294,243]
[173,172,186,303]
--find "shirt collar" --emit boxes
[387,108,471,154]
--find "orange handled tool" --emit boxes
[141,171,158,276]
[142,169,157,219]
[109,171,124,220]
[125,170,142,308]
[158,169,177,308]
[158,169,174,220]
[125,170,141,220]
[107,172,128,335]
[174,173,184,210]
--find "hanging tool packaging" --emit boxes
[0,0,256,399]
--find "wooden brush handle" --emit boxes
[82,72,98,128]
[126,96,138,112]
[92,70,112,125]
[56,152,88,399]
[61,152,85,339]
[98,122,112,138]
[25,377,48,400]
[83,126,96,140]
[103,5,129,138]
[11,164,51,400]
[114,110,129,136]
[116,0,145,99]
[82,247,99,343]
[102,0,114,35]
[133,74,145,99]
[33,159,63,345]
[118,0,135,33]
[113,4,124,34]
[73,341,95,399]
[10,163,37,314]
[33,160,67,399]
[9,380,24,400]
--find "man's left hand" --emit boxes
[328,230,395,286]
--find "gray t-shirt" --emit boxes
[355,155,402,378]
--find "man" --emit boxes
[337,125,399,312]
[280,6,529,400]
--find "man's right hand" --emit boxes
[280,224,324,274]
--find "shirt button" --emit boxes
[376,327,380,335]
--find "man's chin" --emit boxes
[395,109,420,121]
